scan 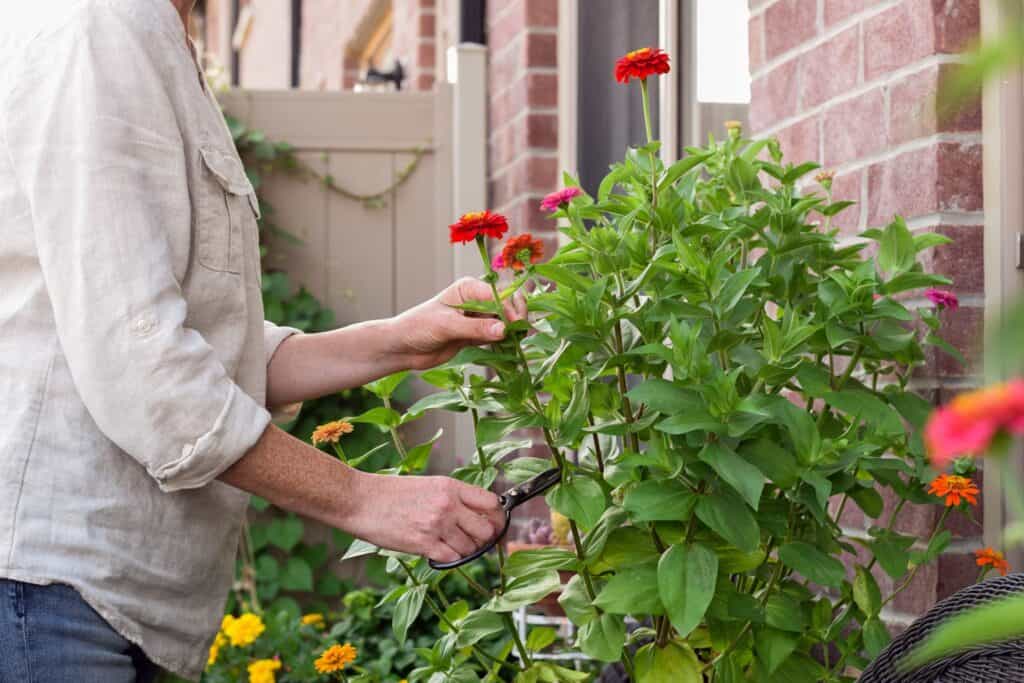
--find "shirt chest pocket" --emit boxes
[196,146,261,274]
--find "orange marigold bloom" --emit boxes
[311,420,354,446]
[614,47,671,83]
[927,474,980,507]
[975,547,1010,576]
[499,233,545,271]
[925,379,1024,466]
[315,643,358,674]
[449,210,510,244]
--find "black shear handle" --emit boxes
[428,468,561,571]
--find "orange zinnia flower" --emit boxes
[449,210,510,244]
[614,47,671,83]
[499,233,544,271]
[924,380,1024,466]
[311,420,353,446]
[975,547,1010,576]
[315,643,358,674]
[927,474,979,507]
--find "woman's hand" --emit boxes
[389,277,527,370]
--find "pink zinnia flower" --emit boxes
[926,289,959,311]
[540,187,583,213]
[925,380,1024,466]
[491,252,506,271]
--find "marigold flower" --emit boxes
[926,288,959,311]
[540,187,583,212]
[312,420,353,446]
[301,612,325,629]
[925,380,1024,465]
[315,643,358,674]
[975,547,1010,576]
[927,474,979,507]
[614,47,671,83]
[449,210,510,244]
[499,233,545,271]
[247,658,282,683]
[206,632,226,668]
[223,613,265,648]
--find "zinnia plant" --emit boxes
[338,48,966,682]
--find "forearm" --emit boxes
[266,318,409,407]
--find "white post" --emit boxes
[445,42,489,468]
[659,0,680,164]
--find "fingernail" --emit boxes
[491,322,505,337]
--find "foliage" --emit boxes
[340,102,963,679]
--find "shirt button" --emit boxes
[133,317,155,335]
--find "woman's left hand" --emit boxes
[389,277,528,370]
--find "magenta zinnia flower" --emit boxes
[491,252,506,271]
[925,379,1024,466]
[540,187,583,213]
[925,289,959,311]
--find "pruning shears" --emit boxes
[428,467,562,571]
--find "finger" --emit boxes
[427,540,461,565]
[442,524,480,557]
[510,292,528,321]
[458,483,502,513]
[447,311,506,343]
[457,508,499,545]
[452,277,495,305]
[501,291,526,322]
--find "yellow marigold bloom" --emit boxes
[301,612,325,628]
[315,643,358,674]
[247,658,282,683]
[312,420,354,446]
[206,633,226,668]
[224,613,265,647]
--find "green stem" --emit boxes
[502,612,534,668]
[587,414,605,474]
[612,322,641,453]
[382,397,409,460]
[640,79,655,145]
[456,567,491,599]
[568,520,597,600]
[880,507,952,610]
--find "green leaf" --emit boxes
[698,442,765,510]
[765,592,807,633]
[854,566,882,616]
[506,547,578,576]
[267,516,304,552]
[547,477,606,529]
[280,557,314,591]
[634,642,701,683]
[400,428,443,472]
[695,494,760,552]
[622,480,697,522]
[878,217,916,274]
[348,406,401,430]
[755,628,799,675]
[863,616,891,659]
[454,609,507,648]
[626,379,704,416]
[716,268,761,314]
[655,409,724,436]
[739,438,800,489]
[903,594,1024,669]
[593,564,663,615]
[364,371,409,399]
[558,574,598,626]
[658,544,718,638]
[255,555,279,582]
[872,536,911,579]
[407,390,466,415]
[763,396,821,464]
[850,487,885,519]
[533,264,594,292]
[487,570,561,612]
[778,542,845,588]
[393,584,427,644]
[824,389,904,436]
[341,538,379,561]
[477,414,543,444]
[526,627,558,652]
[882,271,952,295]
[577,613,626,662]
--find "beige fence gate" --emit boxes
[219,45,488,473]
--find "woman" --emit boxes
[0,1,512,680]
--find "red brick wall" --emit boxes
[392,0,437,91]
[750,0,983,627]
[486,0,560,258]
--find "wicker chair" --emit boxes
[860,573,1024,682]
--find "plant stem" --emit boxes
[382,397,409,460]
[640,79,655,146]
[502,612,534,668]
[587,414,605,474]
[568,519,597,600]
[880,507,952,610]
[612,322,641,453]
[456,567,492,599]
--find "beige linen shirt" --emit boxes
[0,1,300,678]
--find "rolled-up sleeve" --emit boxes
[263,321,302,368]
[4,6,270,492]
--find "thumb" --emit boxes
[452,314,506,343]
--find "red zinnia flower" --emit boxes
[614,47,671,84]
[540,187,583,213]
[449,210,510,244]
[926,288,959,311]
[499,233,545,271]
[927,474,979,507]
[975,547,1010,576]
[925,380,1024,466]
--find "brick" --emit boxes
[929,304,984,377]
[488,122,519,174]
[915,224,984,295]
[931,0,980,54]
[889,64,981,146]
[829,169,863,235]
[822,88,885,166]
[936,550,981,601]
[774,115,820,165]
[489,2,526,49]
[527,72,559,108]
[526,112,558,148]
[750,59,799,132]
[824,0,868,26]
[867,142,982,226]
[749,13,765,73]
[500,194,554,234]
[764,0,818,61]
[799,25,859,109]
[890,561,937,614]
[418,11,435,36]
[864,0,979,83]
[526,32,557,68]
[416,42,435,68]
[525,0,558,28]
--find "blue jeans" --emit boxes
[0,579,159,683]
